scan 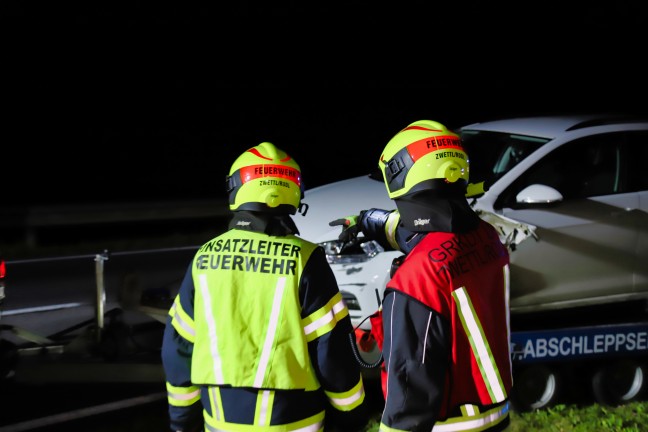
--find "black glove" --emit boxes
[329,214,361,243]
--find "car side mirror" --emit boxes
[515,184,563,205]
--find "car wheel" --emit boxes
[511,365,561,411]
[592,360,646,405]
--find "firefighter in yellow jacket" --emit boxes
[161,142,369,432]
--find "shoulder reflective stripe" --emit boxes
[325,378,366,411]
[166,382,200,407]
[208,386,223,421]
[255,277,287,388]
[302,292,348,342]
[198,274,224,384]
[452,287,506,403]
[432,401,509,432]
[254,389,274,426]
[205,409,325,432]
[171,296,196,343]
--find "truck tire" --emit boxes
[511,365,561,411]
[591,359,646,405]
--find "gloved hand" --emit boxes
[329,214,361,243]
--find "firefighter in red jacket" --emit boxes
[331,120,513,432]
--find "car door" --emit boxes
[626,131,648,297]
[493,131,644,313]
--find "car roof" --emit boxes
[460,114,648,139]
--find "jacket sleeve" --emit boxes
[300,246,370,431]
[358,208,400,251]
[359,208,422,254]
[381,289,451,432]
[161,262,203,432]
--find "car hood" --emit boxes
[294,174,537,250]
[294,175,396,244]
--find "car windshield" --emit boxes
[461,130,549,186]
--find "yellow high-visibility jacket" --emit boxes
[162,211,368,432]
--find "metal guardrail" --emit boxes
[3,245,200,325]
[22,199,230,227]
[1,244,201,386]
[1,199,230,249]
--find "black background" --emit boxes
[1,4,647,425]
[5,2,648,206]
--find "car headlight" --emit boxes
[319,239,385,264]
[341,291,361,311]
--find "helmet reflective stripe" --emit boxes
[378,120,469,199]
[226,142,303,214]
[452,287,507,403]
[381,135,464,194]
[248,146,281,161]
[235,164,302,189]
[402,134,463,162]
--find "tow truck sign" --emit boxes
[511,323,648,363]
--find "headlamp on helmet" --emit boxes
[226,142,303,214]
[378,120,469,199]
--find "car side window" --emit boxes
[577,136,621,197]
[625,131,648,192]
[496,132,626,208]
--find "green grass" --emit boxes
[59,393,648,431]
[508,402,648,432]
[360,402,648,432]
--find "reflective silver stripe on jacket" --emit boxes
[453,287,507,402]
[432,401,509,432]
[199,274,224,383]
[255,277,287,387]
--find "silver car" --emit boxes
[297,114,648,326]
[294,114,648,407]
[461,114,648,316]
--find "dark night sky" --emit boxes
[5,2,648,207]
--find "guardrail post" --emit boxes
[94,250,110,342]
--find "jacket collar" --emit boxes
[228,211,300,236]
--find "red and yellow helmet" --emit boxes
[226,142,303,214]
[378,120,469,199]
